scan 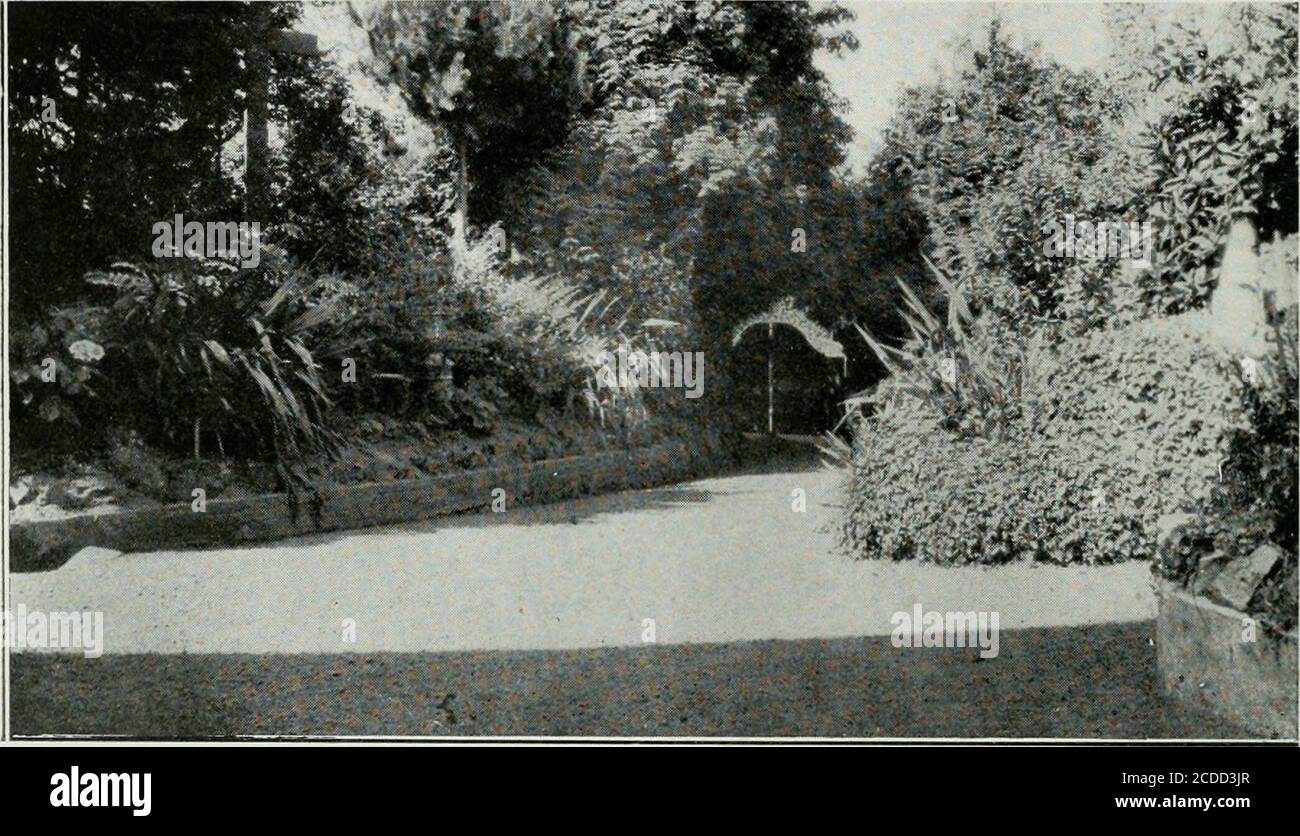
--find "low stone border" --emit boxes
[10,436,720,573]
[1154,578,1298,739]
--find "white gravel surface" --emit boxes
[11,463,1157,654]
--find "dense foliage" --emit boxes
[9,303,109,453]
[351,0,868,435]
[334,234,679,436]
[1154,300,1298,631]
[1108,3,1298,316]
[13,1,787,485]
[841,5,1298,570]
[874,20,1134,324]
[872,6,1298,330]
[841,268,1243,565]
[4,2,387,317]
[90,255,351,463]
[8,0,1295,593]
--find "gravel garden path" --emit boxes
[10,449,1232,737]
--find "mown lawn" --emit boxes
[11,620,1236,739]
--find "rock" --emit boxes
[9,477,34,508]
[62,546,123,571]
[1190,551,1235,596]
[1209,543,1284,611]
[1155,512,1195,548]
[56,476,114,510]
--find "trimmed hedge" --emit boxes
[841,317,1244,565]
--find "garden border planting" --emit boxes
[9,437,719,573]
[1154,578,1298,739]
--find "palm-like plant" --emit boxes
[851,255,1034,441]
[86,256,353,469]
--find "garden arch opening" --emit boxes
[731,299,846,436]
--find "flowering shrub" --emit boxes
[9,304,110,461]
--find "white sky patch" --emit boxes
[298,0,417,131]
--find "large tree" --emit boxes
[520,1,857,254]
[6,1,261,317]
[871,18,1133,325]
[353,1,858,263]
[353,0,588,260]
[6,1,394,317]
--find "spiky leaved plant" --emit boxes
[851,256,1036,442]
[86,255,354,475]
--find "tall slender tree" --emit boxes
[352,0,587,264]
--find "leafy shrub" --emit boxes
[85,255,352,467]
[874,20,1134,324]
[338,233,674,437]
[517,236,696,325]
[325,408,708,487]
[1111,3,1298,316]
[104,428,170,497]
[872,8,1298,331]
[1154,302,1298,631]
[334,246,486,425]
[842,305,1243,565]
[339,248,552,431]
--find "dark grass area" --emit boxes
[11,620,1237,739]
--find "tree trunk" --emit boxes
[451,135,469,272]
[245,2,271,221]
